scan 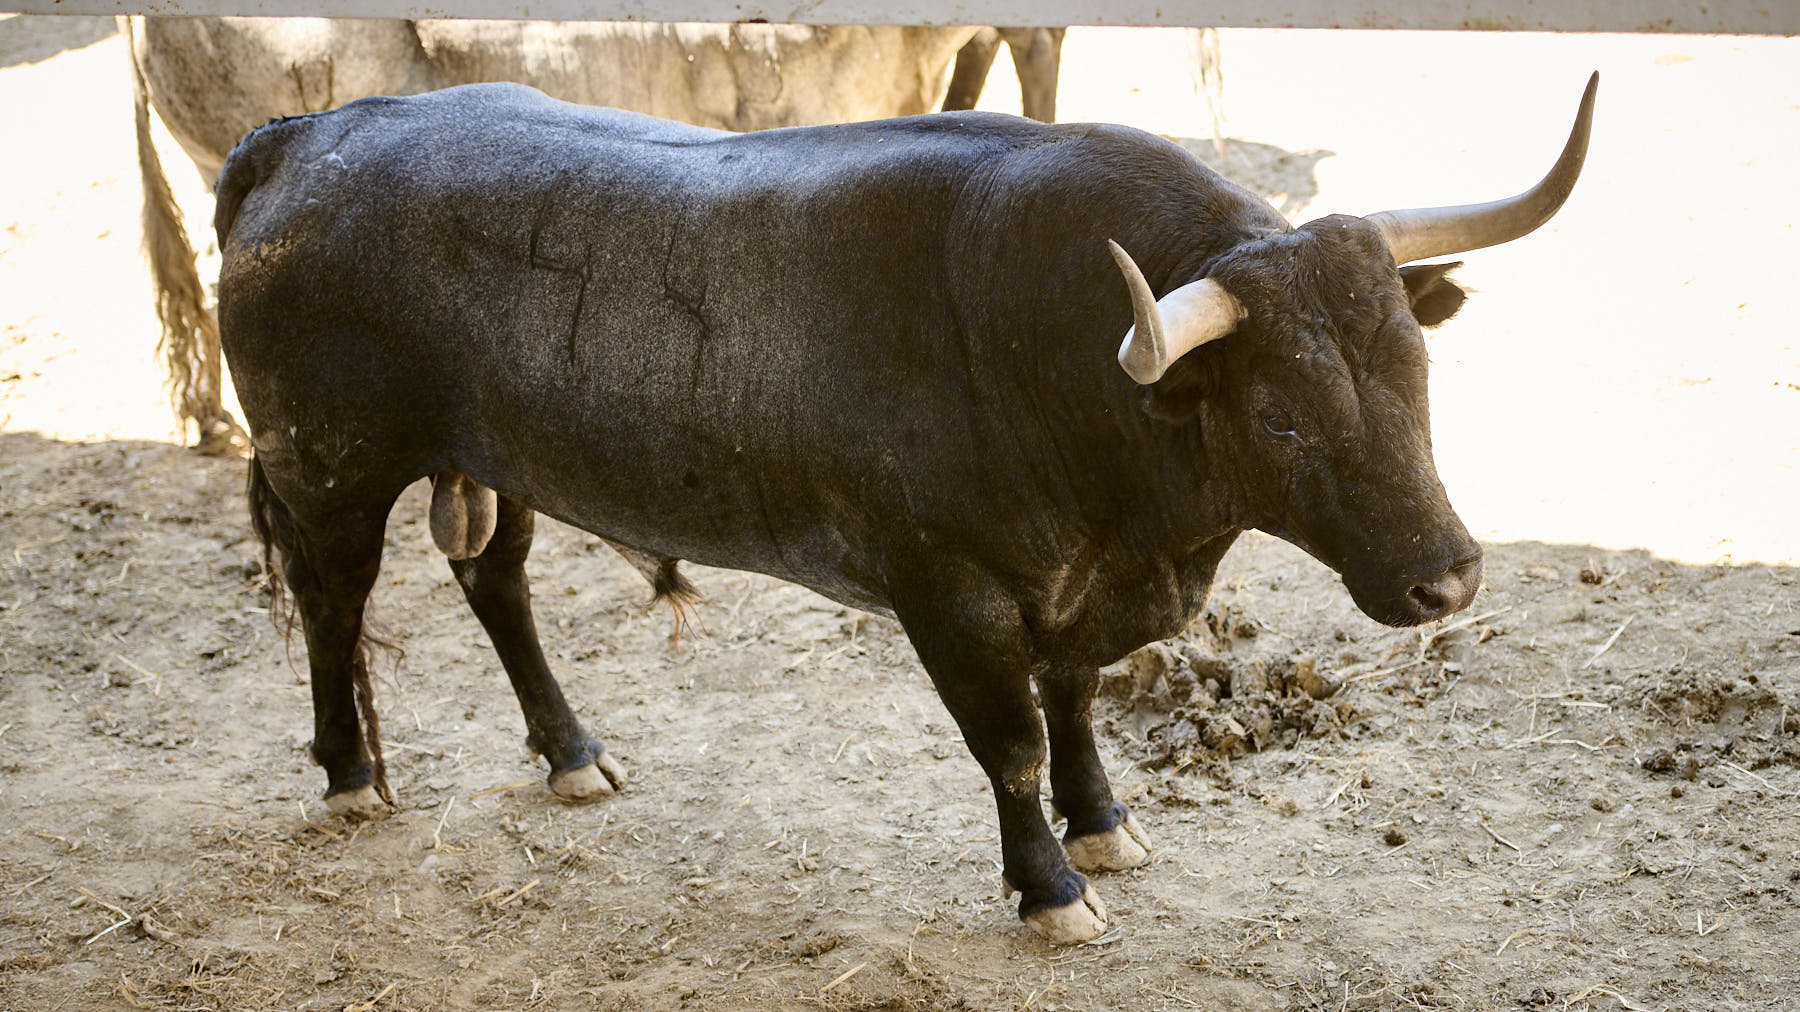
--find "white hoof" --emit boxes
[1065,812,1152,873]
[324,785,391,821]
[1023,884,1108,945]
[548,753,627,801]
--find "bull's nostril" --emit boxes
[1407,583,1446,616]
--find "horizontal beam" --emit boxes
[4,1,1795,35]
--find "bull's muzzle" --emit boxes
[1397,551,1484,625]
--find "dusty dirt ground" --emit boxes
[3,16,1797,1012]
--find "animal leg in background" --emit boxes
[941,28,1001,115]
[446,494,626,800]
[941,26,1066,123]
[999,28,1066,123]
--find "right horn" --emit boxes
[1109,240,1245,385]
[1366,72,1597,266]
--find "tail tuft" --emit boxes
[652,560,705,650]
[246,453,300,635]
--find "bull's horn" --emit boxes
[1108,240,1245,385]
[1366,72,1597,266]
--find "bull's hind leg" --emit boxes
[447,493,625,800]
[249,457,399,820]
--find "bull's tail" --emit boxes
[127,18,243,454]
[247,454,394,807]
[652,559,706,651]
[211,117,271,254]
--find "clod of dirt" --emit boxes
[1521,987,1560,1009]
[792,931,844,959]
[1275,653,1338,700]
[1229,659,1270,699]
[1640,672,1798,770]
[1641,749,1702,781]
[1202,603,1262,641]
[1100,643,1166,700]
[1102,643,1356,774]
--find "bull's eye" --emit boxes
[1261,410,1298,438]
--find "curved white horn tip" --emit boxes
[1569,71,1599,148]
[1107,239,1170,384]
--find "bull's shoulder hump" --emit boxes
[706,111,1118,177]
[1020,120,1196,164]
[980,119,1228,199]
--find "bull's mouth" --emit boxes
[1256,524,1483,628]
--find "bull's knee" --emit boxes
[977,737,1047,801]
[429,471,497,560]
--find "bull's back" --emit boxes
[216,84,1027,597]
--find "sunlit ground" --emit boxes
[3,18,1793,564]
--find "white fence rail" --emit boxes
[2,0,1793,34]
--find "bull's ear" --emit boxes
[1139,350,1218,421]
[1399,261,1466,328]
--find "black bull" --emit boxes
[217,78,1594,944]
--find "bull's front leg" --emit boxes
[1039,663,1152,873]
[894,593,1108,945]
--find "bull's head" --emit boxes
[1110,74,1596,627]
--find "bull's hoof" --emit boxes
[324,784,391,821]
[1023,884,1108,945]
[1065,811,1152,873]
[548,752,628,801]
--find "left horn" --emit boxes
[1109,240,1244,385]
[1367,72,1597,266]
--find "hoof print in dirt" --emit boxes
[1065,813,1153,872]
[1023,884,1109,945]
[323,785,392,821]
[548,753,629,801]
